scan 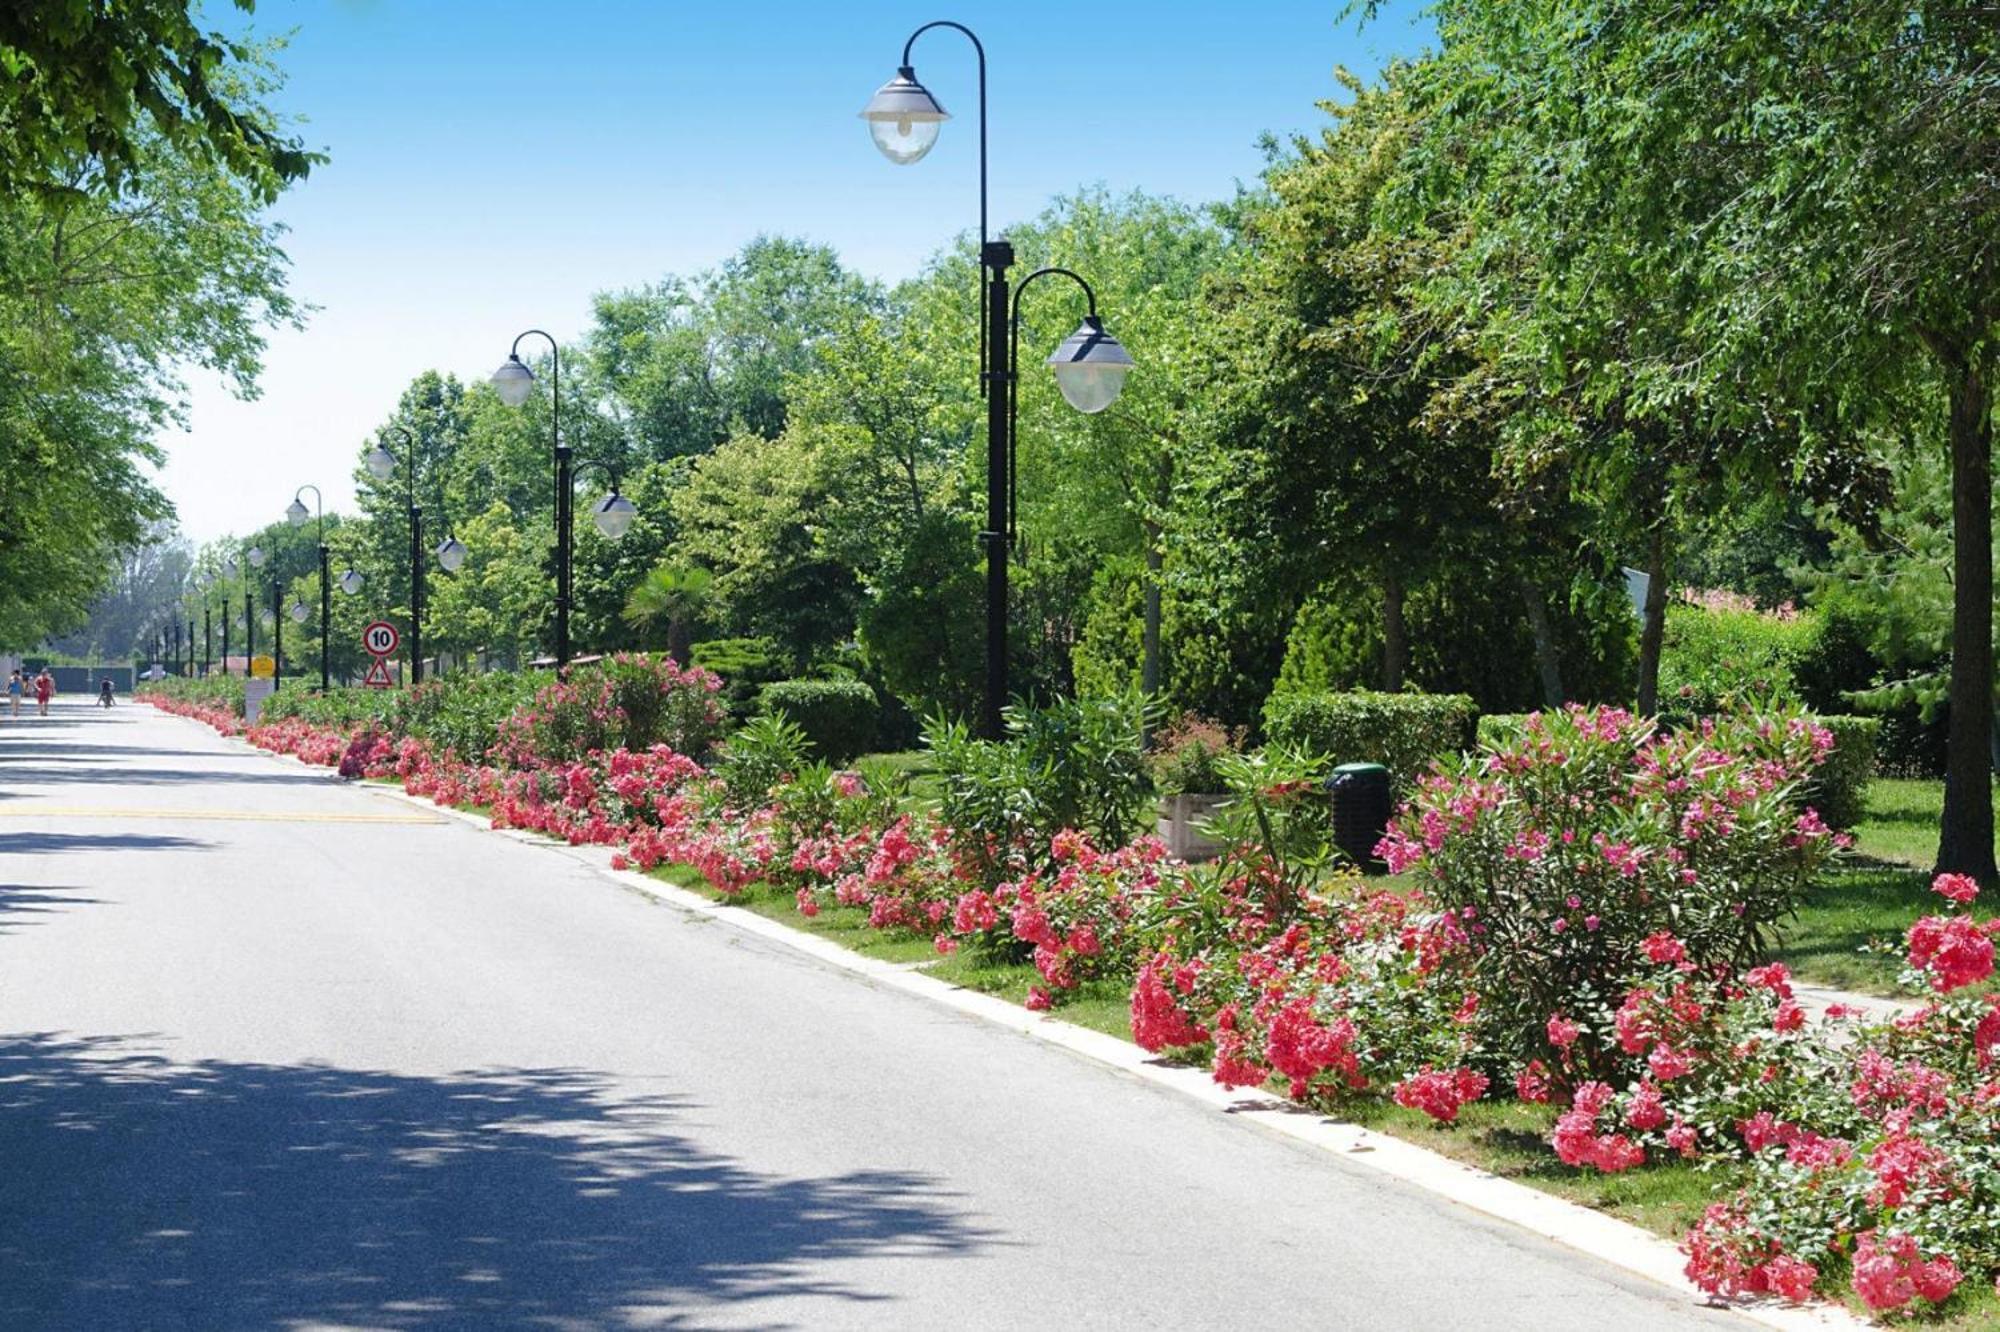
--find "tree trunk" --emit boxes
[1517,572,1565,708]
[1936,357,1997,882]
[667,616,692,666]
[1636,525,1669,716]
[1382,565,1407,692]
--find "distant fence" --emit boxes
[48,665,135,694]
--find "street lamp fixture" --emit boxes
[248,545,266,569]
[289,600,311,624]
[490,355,536,408]
[590,492,637,540]
[339,568,365,596]
[1046,314,1133,413]
[859,66,949,165]
[364,446,397,482]
[434,536,467,574]
[863,21,1131,739]
[291,484,332,691]
[493,328,637,671]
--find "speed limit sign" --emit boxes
[362,621,401,656]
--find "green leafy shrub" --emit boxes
[1657,603,1813,721]
[718,712,811,809]
[138,675,247,716]
[398,671,549,759]
[1476,713,1534,749]
[1261,690,1476,787]
[925,693,1154,883]
[1808,714,1878,830]
[757,679,878,763]
[691,637,786,717]
[1145,713,1241,795]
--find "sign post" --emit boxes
[362,621,401,689]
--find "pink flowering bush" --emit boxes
[1675,877,2000,1310]
[1379,706,1845,1077]
[1000,830,1168,992]
[142,691,246,736]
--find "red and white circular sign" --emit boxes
[362,620,401,656]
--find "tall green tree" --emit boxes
[0,122,299,650]
[1392,0,1998,876]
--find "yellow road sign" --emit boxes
[249,655,276,679]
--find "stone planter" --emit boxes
[1158,792,1229,862]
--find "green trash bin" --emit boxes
[1326,762,1392,873]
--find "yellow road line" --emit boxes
[0,806,443,825]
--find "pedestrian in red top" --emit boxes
[34,668,53,716]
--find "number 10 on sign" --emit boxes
[363,621,400,657]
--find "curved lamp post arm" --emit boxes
[896,21,991,391]
[901,21,987,250]
[1006,267,1098,552]
[508,327,562,449]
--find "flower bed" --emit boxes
[148,684,2000,1318]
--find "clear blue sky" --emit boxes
[163,0,1433,542]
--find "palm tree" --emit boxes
[622,563,714,664]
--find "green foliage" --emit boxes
[924,693,1155,884]
[1809,716,1879,833]
[691,637,786,717]
[1476,713,1534,749]
[855,510,983,721]
[718,712,811,810]
[622,562,713,662]
[0,3,319,202]
[1261,690,1477,787]
[1656,604,1814,722]
[757,679,878,765]
[137,673,245,716]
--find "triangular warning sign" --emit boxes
[362,656,395,688]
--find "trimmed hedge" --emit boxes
[1262,690,1478,787]
[758,679,879,764]
[1809,714,1878,831]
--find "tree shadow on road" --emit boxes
[0,765,334,788]
[0,1034,993,1330]
[0,885,109,931]
[0,832,213,855]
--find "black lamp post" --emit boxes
[366,429,426,684]
[269,577,283,692]
[202,590,211,677]
[491,330,637,672]
[243,540,266,673]
[861,24,1134,738]
[219,560,232,677]
[287,485,333,691]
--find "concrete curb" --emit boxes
[179,713,1876,1330]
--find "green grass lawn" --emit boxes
[1778,777,1995,996]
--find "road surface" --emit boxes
[0,698,1749,1330]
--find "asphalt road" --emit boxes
[0,698,1753,1330]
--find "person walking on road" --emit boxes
[6,670,20,718]
[34,668,53,716]
[99,677,116,708]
